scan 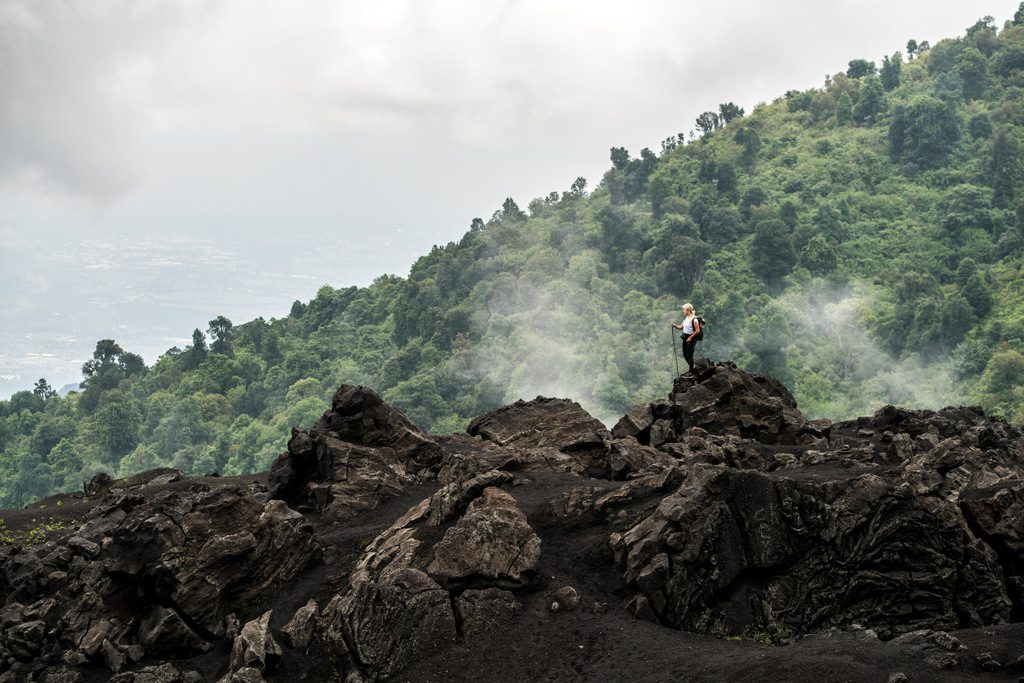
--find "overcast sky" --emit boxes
[1,0,1020,394]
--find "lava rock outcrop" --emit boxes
[0,481,319,679]
[268,385,439,521]
[320,471,538,680]
[2,368,1024,682]
[615,358,829,448]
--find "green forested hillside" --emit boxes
[3,11,1024,507]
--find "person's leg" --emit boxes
[683,339,695,371]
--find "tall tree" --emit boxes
[184,329,208,371]
[704,205,741,245]
[610,147,630,170]
[695,111,721,135]
[846,59,876,78]
[596,205,644,271]
[880,52,902,91]
[779,200,799,229]
[992,127,1021,207]
[958,47,988,100]
[718,102,745,125]
[570,177,587,197]
[654,236,711,296]
[500,197,526,221]
[994,42,1024,77]
[835,91,854,125]
[965,16,998,56]
[79,339,145,411]
[799,235,837,275]
[749,219,797,288]
[854,74,886,124]
[92,390,143,462]
[81,339,124,379]
[32,379,56,402]
[735,126,762,167]
[208,316,235,356]
[716,161,738,197]
[888,95,961,169]
[961,273,994,317]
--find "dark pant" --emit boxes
[682,337,697,371]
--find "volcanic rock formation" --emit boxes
[2,361,1024,682]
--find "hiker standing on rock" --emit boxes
[671,303,701,374]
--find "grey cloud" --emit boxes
[5,0,1016,204]
[0,1,173,199]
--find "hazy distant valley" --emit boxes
[0,230,429,398]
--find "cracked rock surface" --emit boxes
[3,372,1024,682]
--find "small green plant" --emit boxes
[0,519,13,545]
[752,627,793,645]
[0,517,73,547]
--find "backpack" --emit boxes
[694,316,706,341]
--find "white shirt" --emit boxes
[682,315,695,335]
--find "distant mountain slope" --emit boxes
[1,9,1023,506]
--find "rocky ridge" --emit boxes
[1,359,1023,682]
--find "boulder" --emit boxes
[322,568,457,682]
[456,587,521,637]
[220,669,267,683]
[960,482,1024,616]
[427,487,542,590]
[428,470,515,525]
[599,438,677,480]
[665,359,822,445]
[138,607,208,655]
[281,599,318,652]
[611,465,1011,638]
[549,585,581,612]
[107,664,201,683]
[268,385,440,517]
[123,493,320,638]
[888,629,968,671]
[462,397,678,481]
[611,403,654,441]
[270,429,414,522]
[320,474,539,680]
[39,668,83,683]
[227,611,281,674]
[467,396,610,449]
[437,437,579,483]
[321,384,445,475]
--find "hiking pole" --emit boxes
[671,323,680,377]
